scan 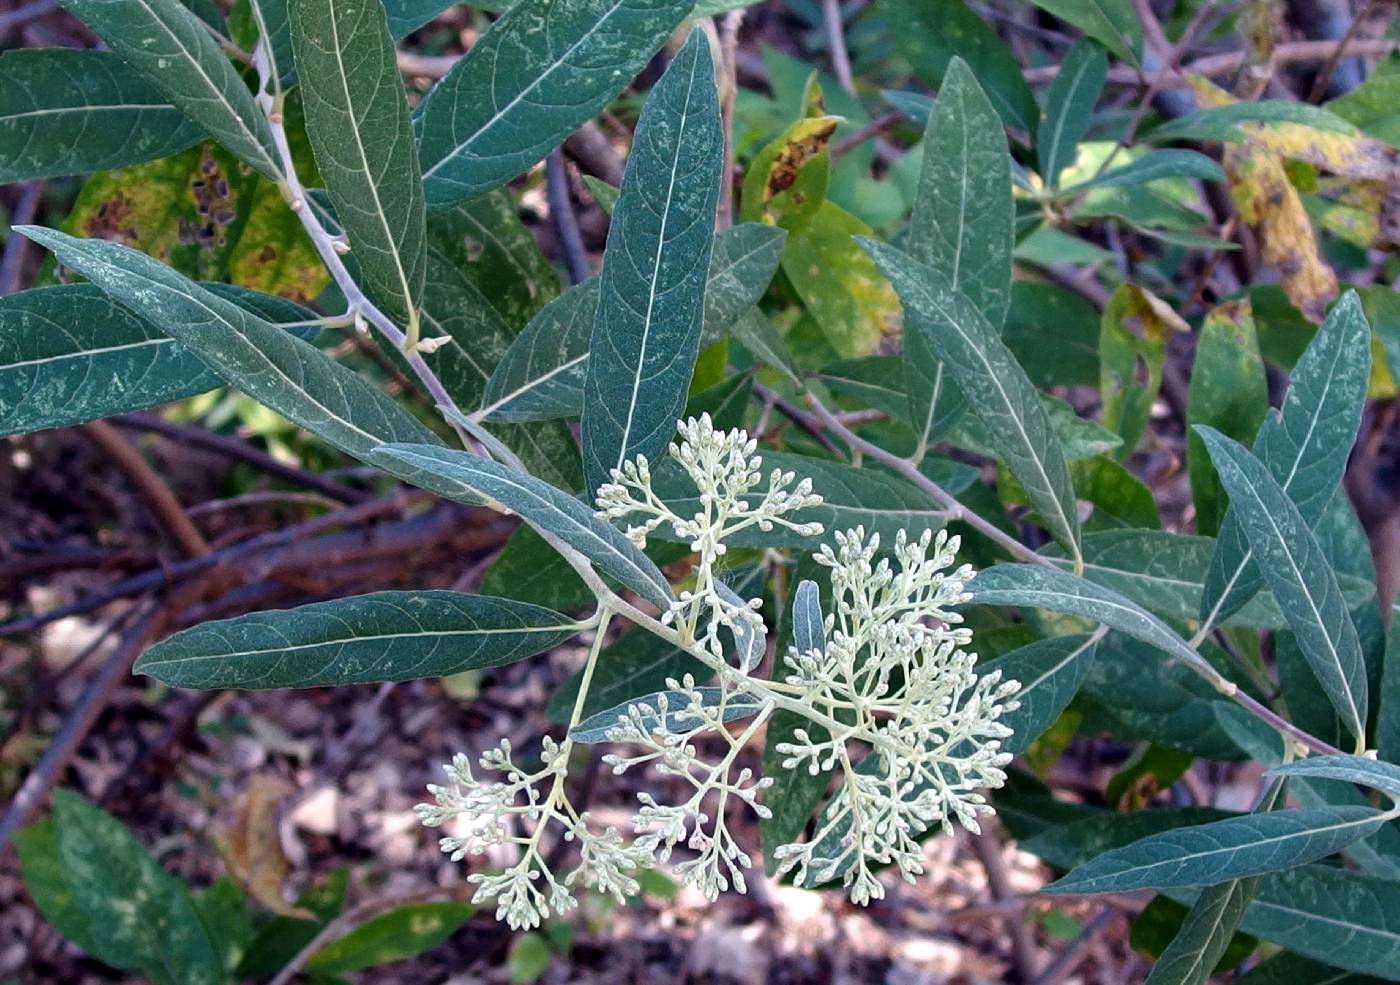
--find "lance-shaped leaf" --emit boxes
[18,227,439,460]
[1027,0,1141,66]
[903,57,1011,451]
[978,634,1097,755]
[580,30,722,493]
[863,238,1081,562]
[1059,149,1225,195]
[1232,952,1387,985]
[384,0,456,38]
[415,0,691,207]
[0,283,310,436]
[1201,292,1371,630]
[1040,529,1375,630]
[1037,40,1106,190]
[1046,806,1390,894]
[969,563,1207,671]
[134,591,581,689]
[369,442,672,610]
[1236,865,1400,978]
[792,580,825,656]
[570,688,764,743]
[1186,301,1268,536]
[481,225,784,423]
[0,49,202,182]
[1142,780,1288,985]
[292,0,427,333]
[59,0,280,178]
[1270,755,1400,804]
[1197,426,1368,744]
[50,790,223,985]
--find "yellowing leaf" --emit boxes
[1227,146,1338,320]
[221,774,313,920]
[61,142,328,302]
[1100,284,1187,455]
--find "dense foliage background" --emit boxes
[3,0,1400,982]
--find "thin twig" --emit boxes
[1030,909,1119,985]
[111,413,371,504]
[716,8,746,230]
[1307,0,1374,102]
[79,420,211,559]
[0,493,427,636]
[546,149,591,285]
[0,0,56,33]
[972,823,1039,982]
[267,887,470,985]
[821,0,855,93]
[750,381,838,453]
[0,181,43,295]
[0,604,162,852]
[1023,37,1400,85]
[831,111,903,158]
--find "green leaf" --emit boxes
[880,0,1039,133]
[59,0,280,178]
[570,687,764,743]
[1328,62,1400,146]
[1143,781,1287,985]
[0,49,201,182]
[864,238,1081,562]
[1234,952,1390,985]
[1270,754,1400,804]
[414,0,691,206]
[51,790,222,985]
[193,876,253,975]
[235,868,347,977]
[0,283,309,436]
[1023,807,1235,870]
[981,634,1097,755]
[1099,283,1183,457]
[18,226,440,461]
[384,0,456,38]
[904,57,1012,451]
[1151,101,1359,144]
[480,225,781,423]
[580,30,722,493]
[428,189,561,329]
[1186,301,1268,536]
[291,0,427,331]
[507,931,552,984]
[650,450,947,549]
[1040,529,1373,629]
[13,821,101,961]
[1037,40,1106,190]
[305,902,471,974]
[1058,149,1225,195]
[370,442,673,609]
[792,580,824,655]
[969,563,1207,670]
[1232,866,1400,978]
[1196,425,1369,744]
[1047,806,1389,895]
[1201,292,1371,630]
[1026,0,1141,65]
[134,591,580,689]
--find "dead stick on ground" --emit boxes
[971,823,1040,982]
[1031,909,1119,985]
[0,604,162,851]
[80,420,210,559]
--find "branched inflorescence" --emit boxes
[418,416,1020,924]
[772,527,1021,903]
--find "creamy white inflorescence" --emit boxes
[417,416,1020,926]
